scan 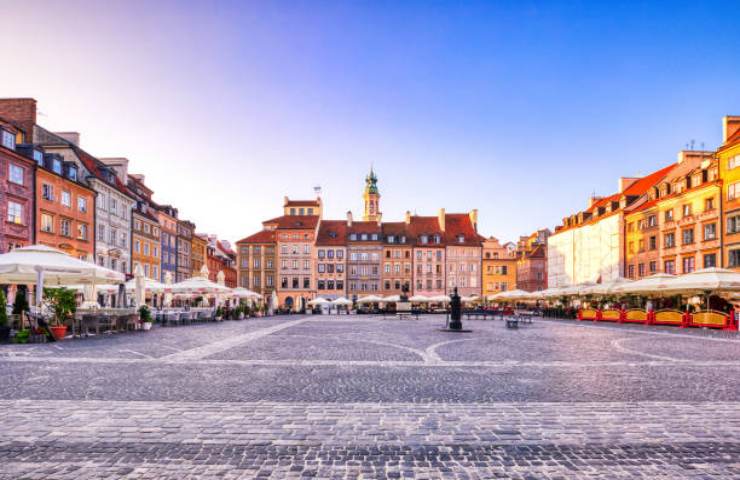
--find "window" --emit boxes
[42,184,54,201]
[78,223,88,240]
[638,263,645,277]
[41,213,54,233]
[318,249,325,259]
[664,232,675,248]
[704,223,717,241]
[647,215,657,227]
[318,264,325,273]
[682,204,691,217]
[303,277,310,288]
[682,256,695,274]
[98,224,105,241]
[705,197,715,211]
[67,165,78,181]
[627,265,635,279]
[703,253,717,268]
[8,164,23,185]
[682,228,694,245]
[254,258,261,269]
[1,129,16,149]
[134,240,141,253]
[649,261,657,274]
[7,202,22,224]
[730,182,740,201]
[729,250,740,267]
[649,236,657,251]
[52,159,62,174]
[664,209,673,222]
[33,150,43,165]
[729,155,740,170]
[61,191,71,207]
[664,260,675,274]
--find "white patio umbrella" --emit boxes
[559,282,598,297]
[331,297,353,306]
[356,295,384,304]
[492,289,531,301]
[231,287,260,299]
[171,266,232,295]
[429,294,451,303]
[408,295,430,303]
[584,277,633,296]
[0,245,125,307]
[461,295,481,303]
[540,286,571,299]
[124,277,167,293]
[653,268,740,295]
[612,273,677,295]
[382,295,401,303]
[307,297,330,306]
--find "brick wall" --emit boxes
[0,99,37,142]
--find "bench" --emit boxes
[506,318,519,329]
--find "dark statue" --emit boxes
[449,287,462,330]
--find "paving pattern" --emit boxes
[1,315,739,479]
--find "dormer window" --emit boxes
[434,234,441,244]
[457,234,465,243]
[32,150,43,165]
[328,231,337,239]
[388,235,395,243]
[349,233,357,241]
[66,164,78,181]
[371,233,378,241]
[1,129,15,150]
[400,236,406,243]
[52,158,62,175]
[361,233,368,241]
[420,235,428,244]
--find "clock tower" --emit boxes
[362,167,381,222]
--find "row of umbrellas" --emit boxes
[308,294,481,306]
[490,268,740,301]
[0,245,262,306]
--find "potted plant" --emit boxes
[12,287,29,329]
[0,290,10,342]
[43,287,76,341]
[138,305,153,331]
[215,306,224,321]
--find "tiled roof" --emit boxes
[236,229,275,244]
[284,199,320,207]
[622,164,676,197]
[262,215,320,230]
[444,213,484,246]
[347,221,382,236]
[316,220,347,246]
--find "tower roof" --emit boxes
[364,166,379,194]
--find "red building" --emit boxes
[205,234,237,287]
[0,117,36,253]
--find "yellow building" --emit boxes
[482,237,517,299]
[191,233,208,277]
[718,116,740,269]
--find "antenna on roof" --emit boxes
[690,139,695,151]
[314,185,322,196]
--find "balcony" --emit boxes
[677,216,695,227]
[697,209,719,222]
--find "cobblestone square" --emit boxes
[1,315,739,479]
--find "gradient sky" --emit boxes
[3,0,740,245]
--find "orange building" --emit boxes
[35,153,95,260]
[314,220,347,299]
[482,237,517,298]
[718,116,740,269]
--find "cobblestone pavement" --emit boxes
[1,315,739,478]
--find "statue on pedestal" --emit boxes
[449,287,462,330]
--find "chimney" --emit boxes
[618,177,639,193]
[376,212,382,227]
[54,131,80,146]
[346,210,353,227]
[588,196,603,209]
[469,209,478,231]
[405,210,411,225]
[438,208,446,232]
[99,157,129,184]
[723,116,740,144]
[0,98,37,143]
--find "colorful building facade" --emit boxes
[314,220,347,299]
[236,230,276,298]
[482,237,517,298]
[0,118,36,253]
[718,116,740,269]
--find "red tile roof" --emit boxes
[236,230,276,244]
[262,215,320,230]
[347,221,382,236]
[622,164,677,197]
[316,220,347,246]
[444,213,484,246]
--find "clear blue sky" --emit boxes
[3,0,740,244]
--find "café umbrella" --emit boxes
[0,245,124,307]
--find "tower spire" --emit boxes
[362,166,381,222]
